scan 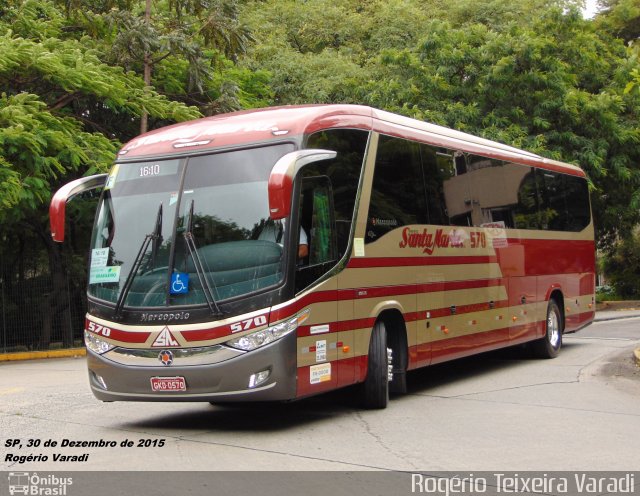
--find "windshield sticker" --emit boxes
[90,248,109,268]
[481,221,508,248]
[353,238,365,257]
[104,164,120,190]
[169,192,178,206]
[170,273,189,295]
[315,340,327,362]
[89,266,121,284]
[310,324,329,335]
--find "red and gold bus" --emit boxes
[50,105,595,408]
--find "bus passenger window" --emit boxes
[366,135,427,242]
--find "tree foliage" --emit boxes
[0,0,201,221]
[242,0,640,250]
[0,0,200,348]
[62,0,266,125]
[602,226,640,297]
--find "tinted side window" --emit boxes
[514,167,541,229]
[538,170,590,232]
[464,155,513,228]
[564,175,591,231]
[366,135,427,243]
[420,145,455,226]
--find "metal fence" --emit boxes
[0,258,87,354]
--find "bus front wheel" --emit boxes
[361,320,390,409]
[532,299,562,359]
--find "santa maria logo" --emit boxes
[399,227,467,255]
[152,326,179,348]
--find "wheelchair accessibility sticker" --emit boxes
[170,273,189,295]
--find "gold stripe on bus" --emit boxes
[416,303,541,344]
[301,301,338,326]
[345,287,507,324]
[354,294,417,318]
[362,226,500,258]
[419,286,508,308]
[339,263,504,289]
[563,294,595,317]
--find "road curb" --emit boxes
[594,312,640,322]
[0,348,86,362]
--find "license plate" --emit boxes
[150,377,186,392]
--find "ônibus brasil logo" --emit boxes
[7,472,72,495]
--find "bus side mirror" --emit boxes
[268,149,336,220]
[50,174,108,242]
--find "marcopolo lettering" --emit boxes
[141,311,190,322]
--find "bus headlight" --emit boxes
[225,310,309,352]
[84,331,115,355]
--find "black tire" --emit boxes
[532,299,563,359]
[361,320,389,409]
[389,369,407,395]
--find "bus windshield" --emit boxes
[88,143,295,310]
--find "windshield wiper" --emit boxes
[114,203,163,319]
[183,200,223,317]
[150,202,163,267]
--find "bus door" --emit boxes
[295,176,343,392]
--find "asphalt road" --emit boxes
[1,317,639,473]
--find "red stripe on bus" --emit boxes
[269,290,337,322]
[417,278,506,294]
[297,317,377,337]
[85,319,150,344]
[181,326,234,343]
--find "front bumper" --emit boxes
[87,332,298,402]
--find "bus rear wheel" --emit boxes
[532,299,562,359]
[361,320,390,409]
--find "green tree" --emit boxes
[64,0,258,131]
[602,226,640,297]
[0,0,200,348]
[596,0,640,42]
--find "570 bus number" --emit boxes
[470,231,487,248]
[87,321,111,337]
[230,315,268,333]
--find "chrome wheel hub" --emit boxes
[548,311,560,348]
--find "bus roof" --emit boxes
[118,104,584,176]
